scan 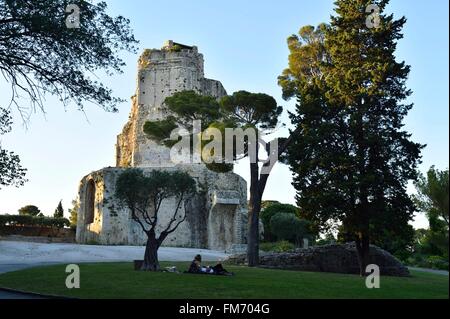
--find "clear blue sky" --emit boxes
[0,0,448,230]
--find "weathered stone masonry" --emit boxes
[76,41,248,250]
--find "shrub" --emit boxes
[18,205,41,216]
[86,240,100,245]
[393,249,413,263]
[406,254,449,271]
[315,238,336,246]
[260,240,295,252]
[260,203,299,242]
[169,44,182,52]
[0,214,69,228]
[0,214,33,226]
[270,213,311,246]
[427,256,449,270]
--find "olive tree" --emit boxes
[115,169,196,271]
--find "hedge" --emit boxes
[0,214,70,228]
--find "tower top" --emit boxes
[162,40,198,52]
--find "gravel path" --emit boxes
[0,240,228,265]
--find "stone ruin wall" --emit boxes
[76,166,247,249]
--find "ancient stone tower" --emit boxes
[75,41,248,250]
[116,40,227,168]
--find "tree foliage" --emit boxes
[143,90,223,150]
[143,116,178,145]
[270,213,311,246]
[280,0,424,275]
[165,90,221,129]
[0,107,26,189]
[54,200,64,218]
[0,0,138,118]
[413,166,449,258]
[413,166,449,229]
[220,91,282,130]
[0,214,69,228]
[18,204,40,216]
[68,199,79,229]
[260,203,299,241]
[260,200,280,210]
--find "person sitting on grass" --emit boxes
[188,254,233,276]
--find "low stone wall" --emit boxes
[0,226,75,242]
[225,243,410,277]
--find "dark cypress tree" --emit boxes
[54,200,64,218]
[280,0,424,275]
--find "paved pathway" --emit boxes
[0,289,46,299]
[408,266,449,276]
[0,240,228,265]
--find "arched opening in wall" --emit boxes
[85,180,95,225]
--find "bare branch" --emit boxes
[161,193,184,235]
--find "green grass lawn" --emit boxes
[0,262,447,299]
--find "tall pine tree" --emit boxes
[280,0,424,275]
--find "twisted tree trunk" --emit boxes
[142,236,160,271]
